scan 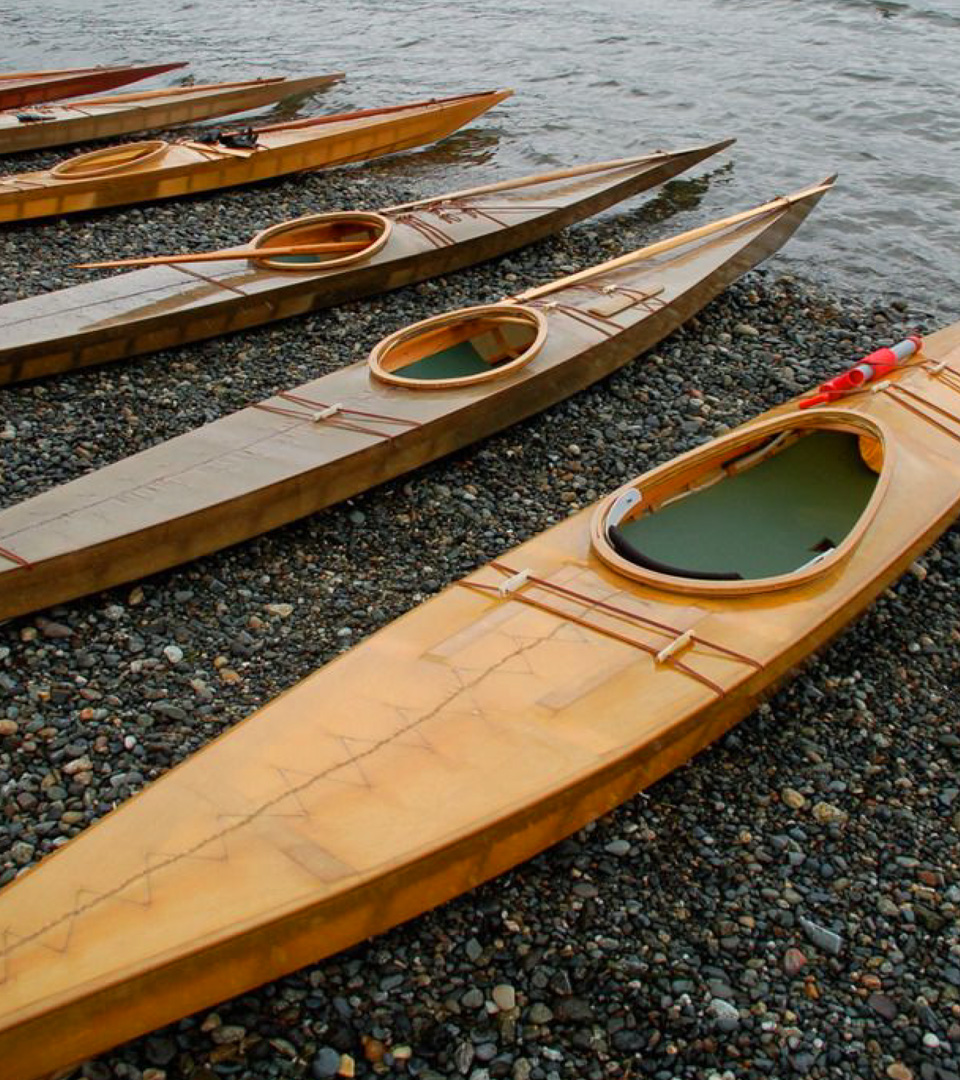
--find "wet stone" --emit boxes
[312,1046,341,1079]
[868,993,899,1021]
[799,916,843,955]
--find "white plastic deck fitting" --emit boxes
[655,629,693,665]
[497,568,531,597]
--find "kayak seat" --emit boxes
[613,430,878,581]
[607,525,743,580]
[396,340,494,381]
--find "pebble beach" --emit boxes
[0,140,958,1080]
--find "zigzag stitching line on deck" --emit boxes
[0,620,567,965]
[0,420,318,548]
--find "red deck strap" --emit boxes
[0,544,32,571]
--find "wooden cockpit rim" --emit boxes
[50,140,170,179]
[250,211,393,272]
[368,303,548,390]
[590,410,893,597]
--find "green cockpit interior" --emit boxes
[382,314,539,382]
[257,219,382,266]
[609,429,879,581]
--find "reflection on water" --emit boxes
[3,0,959,313]
[355,129,504,183]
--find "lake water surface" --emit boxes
[2,0,959,314]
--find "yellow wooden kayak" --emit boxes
[0,175,826,623]
[0,72,344,154]
[19,190,960,1080]
[0,89,512,222]
[0,316,957,1078]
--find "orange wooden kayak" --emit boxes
[0,139,733,383]
[0,89,512,223]
[0,62,186,110]
[0,176,828,623]
[0,310,957,1079]
[0,72,345,154]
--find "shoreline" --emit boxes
[0,161,958,1080]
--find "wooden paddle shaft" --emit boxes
[513,176,837,303]
[76,241,369,269]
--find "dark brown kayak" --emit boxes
[0,140,733,383]
[0,177,834,623]
[0,62,186,110]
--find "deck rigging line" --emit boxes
[0,544,31,571]
[170,261,253,298]
[253,390,421,440]
[577,281,669,313]
[523,282,667,338]
[524,298,622,338]
[386,199,558,247]
[881,382,960,443]
[459,561,763,696]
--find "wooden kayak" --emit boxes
[0,89,512,224]
[0,62,186,110]
[0,177,830,623]
[0,140,733,384]
[0,72,345,154]
[1,306,958,1080]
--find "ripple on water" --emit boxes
[2,0,958,312]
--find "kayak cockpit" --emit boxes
[369,303,547,388]
[50,140,171,179]
[250,211,391,271]
[592,416,889,595]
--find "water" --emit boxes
[2,0,959,315]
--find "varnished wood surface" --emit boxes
[0,179,829,623]
[0,141,732,383]
[0,63,186,111]
[0,89,513,223]
[0,73,345,154]
[0,310,957,1080]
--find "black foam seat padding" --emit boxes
[608,525,743,581]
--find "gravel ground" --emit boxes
[0,146,958,1080]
